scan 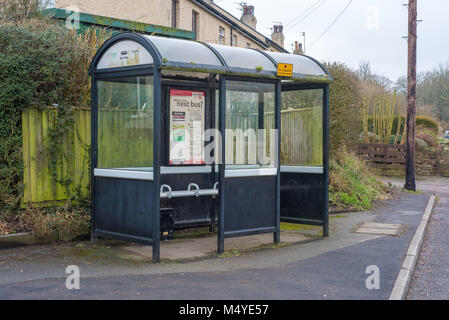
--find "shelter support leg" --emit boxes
[153,242,160,263]
[274,231,280,245]
[217,234,224,254]
[90,232,97,244]
[323,223,329,237]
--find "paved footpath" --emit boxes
[0,189,433,300]
[405,177,449,299]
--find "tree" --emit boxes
[394,76,407,95]
[358,60,373,83]
[357,60,393,90]
[416,64,449,121]
[0,0,52,22]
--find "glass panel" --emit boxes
[97,40,153,69]
[225,81,276,168]
[281,89,323,166]
[210,44,277,72]
[144,36,222,66]
[264,51,327,76]
[97,76,154,170]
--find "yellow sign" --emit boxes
[277,63,293,77]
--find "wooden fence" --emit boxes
[97,109,154,169]
[22,107,322,204]
[225,107,323,166]
[357,143,406,176]
[278,107,323,166]
[22,107,91,205]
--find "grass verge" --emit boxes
[330,150,391,211]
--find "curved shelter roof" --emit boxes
[90,33,332,83]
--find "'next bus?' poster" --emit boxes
[169,90,206,165]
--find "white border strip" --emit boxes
[389,194,436,300]
[161,166,212,174]
[95,166,281,179]
[281,166,324,174]
[225,167,277,178]
[94,168,154,181]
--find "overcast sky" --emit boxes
[215,0,449,83]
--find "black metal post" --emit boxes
[274,80,281,244]
[258,91,264,136]
[90,75,98,244]
[323,85,330,237]
[217,76,226,254]
[209,78,217,232]
[152,68,162,263]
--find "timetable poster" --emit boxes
[169,90,206,165]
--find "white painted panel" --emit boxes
[97,40,153,69]
[280,166,323,174]
[94,168,154,181]
[225,167,277,178]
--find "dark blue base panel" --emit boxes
[161,172,215,229]
[223,176,276,236]
[94,177,154,244]
[280,172,325,225]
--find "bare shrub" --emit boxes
[19,206,90,240]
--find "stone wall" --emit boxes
[54,0,280,51]
[416,149,449,177]
[439,149,449,177]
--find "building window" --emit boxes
[192,10,199,40]
[232,34,237,46]
[171,0,178,28]
[219,27,225,45]
[246,42,251,48]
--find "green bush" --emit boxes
[366,115,439,142]
[323,62,362,156]
[0,18,107,217]
[388,116,438,137]
[366,116,406,141]
[0,20,80,214]
[416,116,439,136]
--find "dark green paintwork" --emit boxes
[43,8,195,39]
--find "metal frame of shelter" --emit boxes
[89,33,332,262]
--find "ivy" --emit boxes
[47,105,91,206]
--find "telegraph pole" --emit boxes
[404,0,417,191]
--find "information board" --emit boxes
[169,90,206,165]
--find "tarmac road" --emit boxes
[0,189,432,300]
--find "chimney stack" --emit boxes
[241,5,257,30]
[271,24,285,48]
[293,41,304,55]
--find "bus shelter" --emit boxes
[89,33,332,262]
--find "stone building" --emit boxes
[55,0,287,52]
